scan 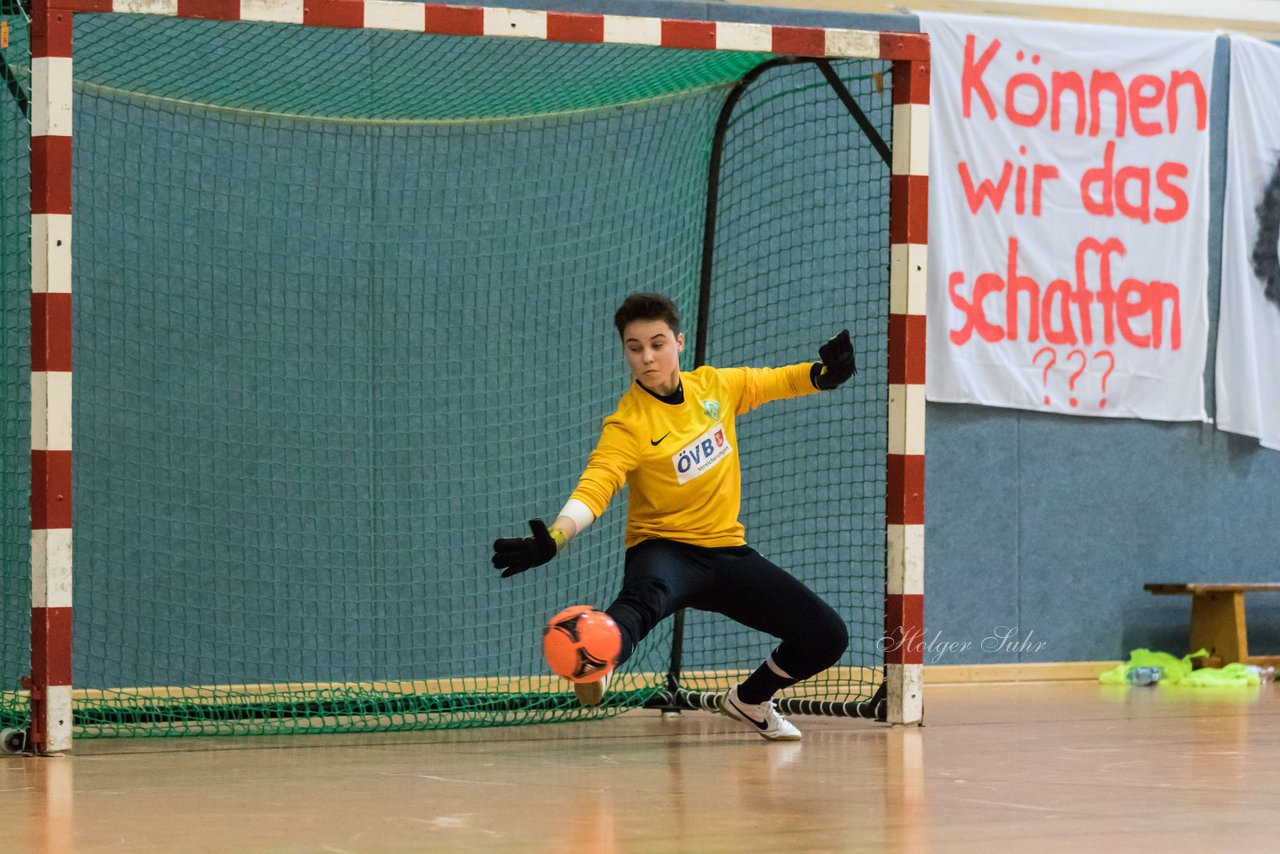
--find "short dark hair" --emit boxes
[614,293,681,339]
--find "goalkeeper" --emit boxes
[492,293,855,741]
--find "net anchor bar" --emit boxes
[644,681,887,721]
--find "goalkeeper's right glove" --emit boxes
[811,329,857,390]
[492,520,561,578]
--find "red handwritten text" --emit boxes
[958,147,1061,216]
[1080,141,1188,223]
[962,35,1208,137]
[948,237,1182,350]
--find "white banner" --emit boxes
[1217,36,1280,451]
[919,13,1213,420]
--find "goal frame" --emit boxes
[24,0,928,752]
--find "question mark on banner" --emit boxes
[1094,351,1115,408]
[1033,347,1056,405]
[1065,349,1086,407]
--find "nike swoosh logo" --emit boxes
[727,696,769,730]
[650,433,670,446]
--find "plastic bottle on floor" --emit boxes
[1126,666,1162,686]
[1246,665,1275,683]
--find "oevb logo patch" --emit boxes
[672,424,732,484]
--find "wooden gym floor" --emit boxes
[1,681,1276,853]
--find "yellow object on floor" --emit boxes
[1178,662,1262,688]
[1098,648,1208,686]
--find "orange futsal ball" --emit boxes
[543,605,621,683]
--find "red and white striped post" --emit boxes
[29,0,75,754]
[885,42,929,725]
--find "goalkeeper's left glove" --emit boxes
[811,329,856,390]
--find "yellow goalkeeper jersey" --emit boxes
[569,363,819,548]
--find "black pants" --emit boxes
[605,538,848,682]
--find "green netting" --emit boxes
[1,9,892,738]
[1,5,30,735]
[73,14,769,121]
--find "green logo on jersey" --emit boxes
[702,400,720,421]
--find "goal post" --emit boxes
[7,0,927,752]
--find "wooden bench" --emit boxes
[1145,583,1280,669]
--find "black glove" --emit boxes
[492,520,558,578]
[811,329,856,390]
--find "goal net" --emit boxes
[1,0,927,747]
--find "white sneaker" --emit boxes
[574,672,610,706]
[720,686,802,741]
